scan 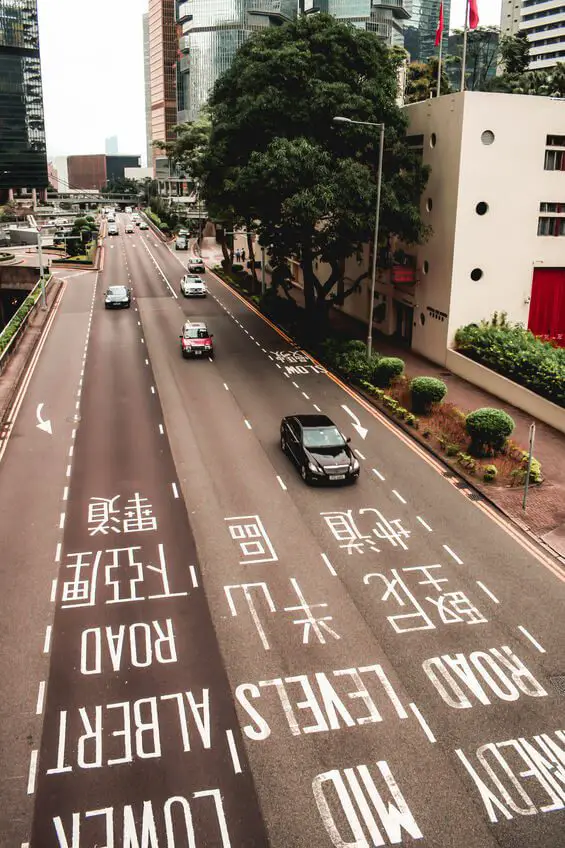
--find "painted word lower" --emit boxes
[457,729,565,823]
[46,692,211,773]
[423,646,547,709]
[80,619,177,674]
[313,760,422,846]
[235,664,407,740]
[53,788,231,847]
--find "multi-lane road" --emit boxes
[1,213,564,848]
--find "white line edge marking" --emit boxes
[66,464,71,477]
[313,404,321,412]
[372,468,385,481]
[189,565,199,588]
[354,449,366,460]
[476,580,500,603]
[141,338,145,344]
[268,355,274,360]
[62,486,69,501]
[244,419,252,430]
[172,482,179,499]
[43,625,52,654]
[71,429,76,439]
[55,542,62,562]
[36,680,46,715]
[276,363,281,369]
[302,392,310,400]
[226,729,242,774]
[145,358,149,365]
[392,489,406,504]
[292,381,299,388]
[276,475,287,491]
[50,578,57,602]
[27,750,38,795]
[416,516,433,532]
[159,424,164,435]
[59,512,65,529]
[151,386,155,394]
[68,445,74,457]
[321,553,337,577]
[518,625,546,653]
[443,544,463,565]
[409,703,436,743]
[223,383,229,390]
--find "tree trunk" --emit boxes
[218,231,231,271]
[246,230,258,291]
[301,251,327,340]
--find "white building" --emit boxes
[520,0,565,69]
[500,0,522,36]
[124,167,153,181]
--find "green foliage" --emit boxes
[0,252,15,262]
[457,452,476,472]
[482,463,498,482]
[202,14,430,328]
[499,31,530,75]
[448,27,500,91]
[102,177,139,196]
[0,277,51,356]
[372,356,405,387]
[404,57,451,104]
[465,407,515,456]
[455,319,565,407]
[410,376,447,412]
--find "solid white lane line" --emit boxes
[145,358,149,365]
[354,449,366,460]
[321,553,337,577]
[71,429,76,439]
[226,729,242,774]
[159,424,164,435]
[518,625,546,653]
[172,483,179,499]
[141,338,145,344]
[372,468,385,481]
[443,544,463,565]
[416,516,433,532]
[66,464,71,477]
[59,513,65,529]
[409,703,436,743]
[189,565,199,588]
[43,625,52,654]
[313,404,321,412]
[27,750,38,795]
[292,381,299,388]
[476,581,500,604]
[302,392,310,400]
[63,487,69,501]
[276,475,287,491]
[151,386,155,394]
[244,420,252,429]
[268,355,274,360]
[36,681,46,715]
[50,578,57,602]
[224,383,229,391]
[392,489,406,504]
[55,542,62,562]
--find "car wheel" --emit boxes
[280,434,286,453]
[301,465,310,484]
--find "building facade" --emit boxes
[67,155,141,190]
[519,0,565,69]
[404,0,450,62]
[0,0,48,202]
[500,0,522,36]
[148,0,177,174]
[142,12,152,167]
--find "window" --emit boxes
[546,135,565,147]
[538,216,565,235]
[430,133,437,148]
[544,149,565,170]
[481,130,495,145]
[476,201,489,215]
[406,134,424,158]
[540,202,565,212]
[470,268,483,281]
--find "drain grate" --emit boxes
[550,676,565,696]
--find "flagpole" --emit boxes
[460,0,468,92]
[436,28,443,97]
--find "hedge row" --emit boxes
[0,277,50,356]
[455,321,565,407]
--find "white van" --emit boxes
[125,206,132,215]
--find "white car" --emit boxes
[125,222,134,233]
[180,274,207,297]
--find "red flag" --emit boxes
[435,2,444,47]
[468,0,479,29]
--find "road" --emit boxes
[0,213,564,848]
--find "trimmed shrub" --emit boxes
[466,407,515,456]
[335,350,380,381]
[372,356,405,388]
[410,376,447,413]
[482,464,498,482]
[457,452,476,472]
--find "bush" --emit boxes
[466,407,515,456]
[455,320,565,407]
[410,376,447,412]
[482,464,498,482]
[335,350,380,381]
[372,356,405,387]
[232,263,244,272]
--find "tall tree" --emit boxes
[448,26,500,91]
[499,30,530,75]
[201,13,430,330]
[404,57,451,103]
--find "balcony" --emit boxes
[179,34,190,52]
[177,1,192,22]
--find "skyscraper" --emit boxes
[0,0,48,202]
[514,0,565,70]
[148,0,177,176]
[105,135,119,155]
[314,0,410,48]
[404,0,450,63]
[142,11,152,167]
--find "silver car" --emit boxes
[180,274,207,297]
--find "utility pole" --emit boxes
[37,226,46,310]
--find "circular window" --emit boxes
[422,260,429,274]
[470,268,483,281]
[476,201,489,216]
[481,130,495,145]
[430,133,437,148]
[426,197,433,212]
[420,312,426,326]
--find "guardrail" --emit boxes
[0,275,53,376]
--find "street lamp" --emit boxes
[333,115,385,361]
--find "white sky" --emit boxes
[37,0,502,163]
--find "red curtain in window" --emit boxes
[529,268,565,343]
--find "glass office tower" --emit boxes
[0,0,48,199]
[404,0,451,63]
[315,0,410,48]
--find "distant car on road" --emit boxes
[125,221,134,233]
[107,223,118,236]
[175,235,188,250]
[180,274,206,297]
[125,206,132,214]
[187,257,205,273]
[280,414,359,484]
[179,321,214,358]
[104,285,132,309]
[139,221,148,230]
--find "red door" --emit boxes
[528,268,565,345]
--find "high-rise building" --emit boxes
[309,0,409,48]
[105,135,119,155]
[518,0,565,69]
[0,0,48,202]
[500,0,521,36]
[142,11,152,167]
[404,0,450,62]
[67,154,141,190]
[148,0,177,175]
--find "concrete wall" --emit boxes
[447,349,565,434]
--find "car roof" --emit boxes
[183,320,207,329]
[108,285,127,291]
[292,414,335,428]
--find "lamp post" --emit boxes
[36,225,46,310]
[333,116,385,361]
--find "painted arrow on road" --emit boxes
[341,404,368,440]
[36,403,53,435]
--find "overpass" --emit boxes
[45,193,207,218]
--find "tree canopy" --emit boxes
[404,56,451,104]
[101,177,139,196]
[201,13,429,326]
[499,30,530,75]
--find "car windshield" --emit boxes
[109,287,127,296]
[302,426,345,449]
[183,327,208,339]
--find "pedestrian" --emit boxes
[235,248,241,262]
[241,248,246,262]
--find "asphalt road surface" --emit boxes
[1,213,564,848]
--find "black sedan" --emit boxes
[104,285,132,309]
[280,414,360,484]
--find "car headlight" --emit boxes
[351,458,360,471]
[308,461,322,474]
